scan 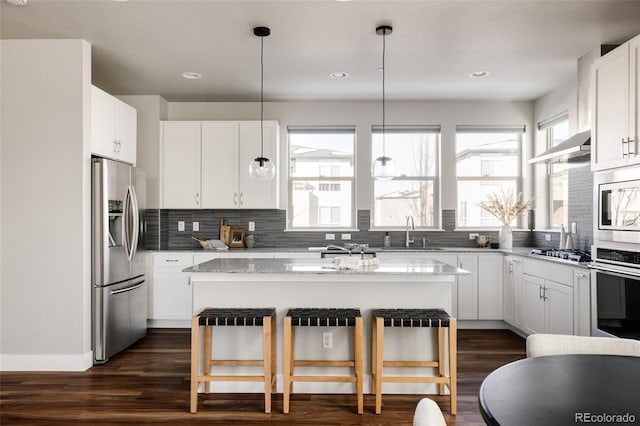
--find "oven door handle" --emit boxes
[588,264,640,279]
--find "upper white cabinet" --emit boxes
[91,85,137,164]
[592,34,640,170]
[161,121,201,208]
[161,120,279,209]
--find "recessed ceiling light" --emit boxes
[6,0,28,5]
[469,71,490,78]
[329,72,349,79]
[182,72,202,80]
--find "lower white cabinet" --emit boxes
[151,253,193,321]
[521,258,575,335]
[377,251,502,320]
[574,269,592,336]
[503,256,524,328]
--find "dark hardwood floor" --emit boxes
[1,328,525,425]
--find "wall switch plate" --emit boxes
[571,222,577,234]
[469,233,479,240]
[192,222,199,232]
[325,233,335,240]
[545,234,551,241]
[341,233,351,240]
[248,221,255,232]
[322,332,333,349]
[178,221,185,232]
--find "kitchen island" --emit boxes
[185,256,467,395]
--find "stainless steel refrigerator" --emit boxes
[92,156,147,364]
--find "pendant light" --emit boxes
[249,26,276,181]
[371,25,396,182]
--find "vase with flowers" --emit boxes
[478,189,535,249]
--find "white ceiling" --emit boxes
[2,0,640,102]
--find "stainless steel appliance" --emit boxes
[92,157,147,364]
[594,167,640,244]
[528,248,591,264]
[590,246,640,339]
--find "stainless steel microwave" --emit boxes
[595,167,640,244]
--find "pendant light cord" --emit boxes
[260,35,265,158]
[382,28,386,158]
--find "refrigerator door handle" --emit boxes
[109,281,145,296]
[128,185,140,260]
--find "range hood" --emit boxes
[528,130,591,164]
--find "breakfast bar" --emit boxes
[185,256,467,395]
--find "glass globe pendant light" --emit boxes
[249,26,276,181]
[371,25,396,182]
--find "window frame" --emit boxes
[370,125,442,230]
[538,113,570,229]
[286,126,357,231]
[455,125,525,229]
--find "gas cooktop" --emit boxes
[529,248,592,263]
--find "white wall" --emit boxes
[0,40,93,371]
[167,101,534,212]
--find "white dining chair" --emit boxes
[413,398,447,426]
[526,333,640,358]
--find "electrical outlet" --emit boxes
[192,222,199,231]
[322,332,333,349]
[178,221,185,232]
[248,221,255,232]
[341,233,351,240]
[545,234,551,241]
[469,233,479,240]
[325,233,335,240]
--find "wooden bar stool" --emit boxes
[372,308,457,415]
[190,307,276,414]
[283,308,364,414]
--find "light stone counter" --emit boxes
[187,256,465,396]
[184,256,468,275]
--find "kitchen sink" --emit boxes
[381,247,445,252]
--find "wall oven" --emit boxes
[595,167,640,244]
[590,246,640,339]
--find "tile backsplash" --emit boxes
[146,208,536,250]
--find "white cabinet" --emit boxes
[91,85,137,164]
[161,122,201,208]
[503,256,524,328]
[592,34,640,171]
[151,253,193,321]
[161,121,279,209]
[477,254,503,320]
[521,258,574,335]
[376,251,502,321]
[574,269,592,336]
[457,254,478,320]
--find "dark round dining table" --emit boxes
[479,354,640,426]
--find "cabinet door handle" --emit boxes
[240,192,243,206]
[508,263,513,273]
[539,285,543,300]
[543,286,548,301]
[628,138,636,156]
[233,192,237,205]
[195,192,200,205]
[575,273,587,278]
[622,138,629,157]
[165,259,179,263]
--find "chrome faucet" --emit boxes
[405,215,415,247]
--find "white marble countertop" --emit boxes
[184,257,469,275]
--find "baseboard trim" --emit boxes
[0,351,93,372]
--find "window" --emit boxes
[538,115,569,228]
[456,125,524,227]
[288,127,355,229]
[371,126,440,228]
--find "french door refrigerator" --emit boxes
[92,156,147,364]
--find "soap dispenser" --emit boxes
[383,232,391,248]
